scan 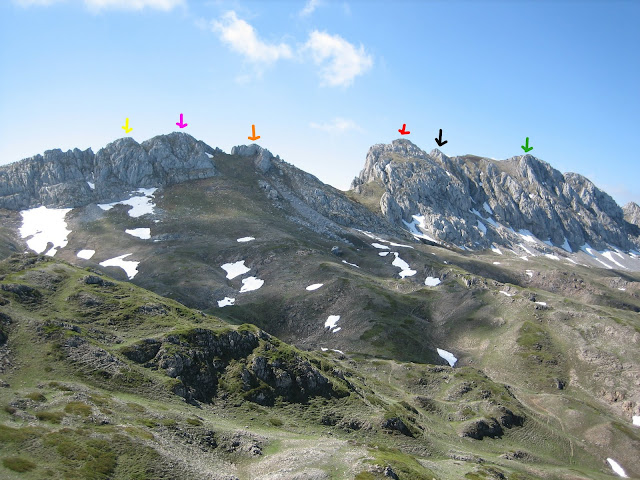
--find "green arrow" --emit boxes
[521,137,533,153]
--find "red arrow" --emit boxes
[398,124,410,135]
[176,113,188,129]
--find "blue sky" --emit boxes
[1,0,639,205]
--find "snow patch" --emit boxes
[87,181,95,190]
[518,229,538,244]
[500,291,513,297]
[483,202,493,215]
[633,415,640,426]
[606,458,628,478]
[379,252,390,257]
[535,301,547,306]
[493,262,501,265]
[545,254,560,261]
[306,283,323,291]
[240,276,264,293]
[221,261,251,279]
[237,237,255,243]
[218,297,235,307]
[519,243,534,256]
[371,243,389,249]
[99,254,139,279]
[391,252,417,278]
[525,270,534,278]
[425,277,441,286]
[206,152,214,159]
[603,251,627,269]
[98,188,157,218]
[125,228,151,240]
[491,246,503,255]
[324,315,341,333]
[388,241,414,248]
[561,237,572,252]
[403,215,438,243]
[437,348,457,367]
[477,220,487,235]
[342,260,360,268]
[77,249,95,260]
[20,206,72,256]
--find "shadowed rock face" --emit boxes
[351,139,640,252]
[122,328,343,406]
[0,132,218,209]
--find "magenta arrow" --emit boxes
[176,113,188,129]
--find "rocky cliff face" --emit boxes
[0,132,218,209]
[624,202,640,228]
[351,139,640,252]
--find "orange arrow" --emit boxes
[248,124,261,141]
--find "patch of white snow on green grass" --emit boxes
[240,277,263,293]
[221,261,250,279]
[606,458,628,478]
[98,188,157,218]
[306,283,323,291]
[218,297,235,307]
[324,315,340,333]
[425,277,441,286]
[125,228,151,240]
[99,254,139,279]
[437,348,457,367]
[77,250,95,260]
[237,237,255,243]
[20,206,73,257]
[342,260,359,268]
[391,253,416,278]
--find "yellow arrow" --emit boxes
[122,118,133,133]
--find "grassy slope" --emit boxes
[0,254,634,480]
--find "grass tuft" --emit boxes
[3,456,37,472]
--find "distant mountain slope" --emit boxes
[1,135,640,479]
[351,139,640,253]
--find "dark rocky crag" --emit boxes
[351,138,640,251]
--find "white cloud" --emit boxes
[299,0,321,17]
[310,117,363,134]
[14,0,184,9]
[304,30,373,87]
[212,11,293,65]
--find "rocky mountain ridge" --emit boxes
[0,133,219,210]
[2,133,639,258]
[351,139,640,254]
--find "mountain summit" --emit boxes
[351,138,639,253]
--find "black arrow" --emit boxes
[435,129,448,147]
